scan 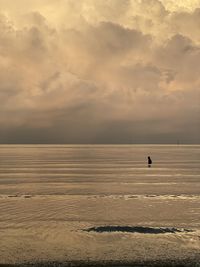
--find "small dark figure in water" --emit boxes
[148,156,152,168]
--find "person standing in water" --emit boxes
[148,156,152,168]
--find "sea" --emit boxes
[0,145,200,266]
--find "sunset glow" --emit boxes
[0,0,199,143]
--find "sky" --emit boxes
[0,0,199,144]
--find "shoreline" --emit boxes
[1,259,200,267]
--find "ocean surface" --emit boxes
[0,145,200,266]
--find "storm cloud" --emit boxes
[0,0,199,143]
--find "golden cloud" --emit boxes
[0,0,199,143]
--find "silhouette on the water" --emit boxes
[85,226,193,234]
[148,156,152,167]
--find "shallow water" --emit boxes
[0,145,200,265]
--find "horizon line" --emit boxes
[0,143,199,146]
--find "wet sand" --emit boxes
[0,259,200,267]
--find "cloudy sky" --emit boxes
[0,0,199,143]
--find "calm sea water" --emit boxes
[0,145,200,265]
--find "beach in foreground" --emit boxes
[0,145,200,266]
